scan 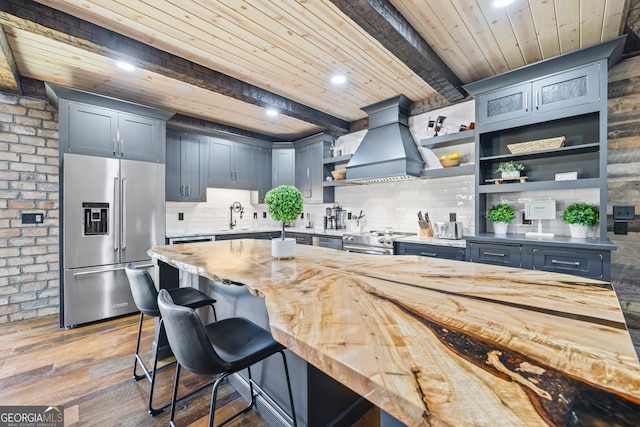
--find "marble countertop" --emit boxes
[165,227,348,239]
[394,235,467,247]
[149,240,640,426]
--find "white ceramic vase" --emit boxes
[493,222,509,235]
[568,224,590,238]
[271,237,296,259]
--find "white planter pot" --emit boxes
[501,171,520,179]
[271,237,296,259]
[568,224,590,239]
[493,222,509,235]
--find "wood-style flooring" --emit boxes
[0,314,380,426]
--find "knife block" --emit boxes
[418,221,433,237]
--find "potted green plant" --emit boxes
[486,203,515,234]
[264,185,304,258]
[562,203,599,238]
[496,161,525,179]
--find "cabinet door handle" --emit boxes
[113,177,119,251]
[484,252,505,257]
[180,185,184,196]
[535,91,539,110]
[121,178,127,250]
[112,138,117,155]
[524,92,528,112]
[551,259,580,266]
[420,252,438,257]
[186,185,191,197]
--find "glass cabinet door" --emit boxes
[532,63,600,114]
[477,82,531,125]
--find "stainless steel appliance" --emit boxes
[433,222,464,240]
[62,153,165,327]
[343,230,416,255]
[324,203,347,230]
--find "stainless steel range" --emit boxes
[343,230,416,255]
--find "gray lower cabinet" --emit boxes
[285,232,312,245]
[166,131,207,201]
[66,101,164,163]
[526,246,609,280]
[468,242,522,268]
[467,238,612,281]
[395,242,466,261]
[214,231,280,241]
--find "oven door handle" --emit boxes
[343,245,391,255]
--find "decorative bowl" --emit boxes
[331,169,347,180]
[440,158,461,168]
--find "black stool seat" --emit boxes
[125,264,217,415]
[158,289,297,427]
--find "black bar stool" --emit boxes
[157,289,297,427]
[125,264,217,414]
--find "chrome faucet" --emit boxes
[229,201,244,229]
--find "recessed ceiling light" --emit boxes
[265,108,278,117]
[330,74,347,85]
[174,83,194,94]
[493,0,514,6]
[115,61,135,72]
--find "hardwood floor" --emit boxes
[0,314,380,427]
[0,314,270,427]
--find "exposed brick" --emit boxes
[0,171,19,181]
[16,191,47,200]
[10,292,36,303]
[10,124,37,136]
[29,110,54,120]
[0,105,26,115]
[21,281,47,292]
[0,266,20,277]
[0,208,20,218]
[21,172,46,182]
[9,181,37,191]
[9,143,36,154]
[37,147,58,157]
[8,274,36,284]
[0,285,19,295]
[16,116,42,127]
[37,307,58,317]
[21,227,49,237]
[0,151,20,161]
[8,237,35,246]
[9,311,37,321]
[37,183,58,192]
[0,229,20,238]
[37,200,57,209]
[21,154,46,164]
[21,245,48,256]
[21,298,49,309]
[0,112,14,123]
[19,136,46,147]
[9,163,35,172]
[0,133,19,143]
[37,271,58,281]
[36,164,58,174]
[35,254,57,264]
[0,94,18,104]
[38,129,59,139]
[0,305,19,316]
[22,264,48,274]
[19,99,45,109]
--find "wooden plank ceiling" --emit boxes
[0,0,634,140]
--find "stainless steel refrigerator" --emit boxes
[61,153,165,327]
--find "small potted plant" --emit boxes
[264,185,304,258]
[496,161,525,179]
[562,203,599,238]
[486,203,515,234]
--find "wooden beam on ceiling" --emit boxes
[0,0,350,136]
[0,25,21,93]
[330,0,466,102]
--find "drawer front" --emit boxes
[469,242,521,267]
[395,243,466,261]
[531,248,603,279]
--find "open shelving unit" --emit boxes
[419,129,475,179]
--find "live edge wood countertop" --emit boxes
[149,239,640,427]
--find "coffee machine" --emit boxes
[324,203,347,230]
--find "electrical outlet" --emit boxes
[262,212,267,219]
[613,205,635,220]
[178,212,184,221]
[614,221,628,235]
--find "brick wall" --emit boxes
[0,81,59,323]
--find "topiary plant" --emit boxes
[486,203,515,223]
[561,203,599,227]
[496,161,525,173]
[264,185,304,240]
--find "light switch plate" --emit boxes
[22,213,44,224]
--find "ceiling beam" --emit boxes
[330,0,466,102]
[0,0,350,135]
[0,26,21,93]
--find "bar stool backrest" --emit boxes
[125,264,160,317]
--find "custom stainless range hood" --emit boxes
[346,95,424,183]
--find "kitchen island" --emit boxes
[148,239,640,426]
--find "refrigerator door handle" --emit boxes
[122,178,127,250]
[114,177,119,251]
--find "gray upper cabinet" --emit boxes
[208,138,257,189]
[477,63,600,126]
[295,142,324,203]
[254,146,272,203]
[67,101,164,163]
[272,148,295,187]
[166,131,207,202]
